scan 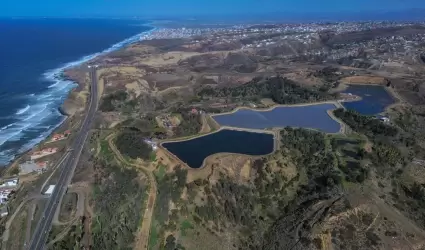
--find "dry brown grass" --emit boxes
[340,76,387,85]
[139,51,200,66]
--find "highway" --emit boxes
[27,67,98,250]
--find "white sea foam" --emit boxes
[16,105,31,115]
[0,26,154,165]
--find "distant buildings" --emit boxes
[0,177,19,205]
[0,178,18,188]
[49,130,71,142]
[0,190,13,204]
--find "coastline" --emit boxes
[1,24,156,171]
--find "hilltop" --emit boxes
[4,21,425,250]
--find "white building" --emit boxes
[0,178,18,188]
[0,206,8,217]
[0,189,13,204]
[44,185,55,195]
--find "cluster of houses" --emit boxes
[0,177,19,217]
[49,130,71,143]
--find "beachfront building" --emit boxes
[49,130,71,142]
[0,178,18,188]
[0,189,13,204]
[19,161,48,175]
[31,148,58,160]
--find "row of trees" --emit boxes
[198,76,337,104]
[333,108,398,137]
[99,90,128,112]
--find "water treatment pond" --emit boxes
[212,103,341,133]
[342,85,395,115]
[162,129,274,169]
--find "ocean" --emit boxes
[0,18,152,166]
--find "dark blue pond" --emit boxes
[212,104,341,133]
[162,129,274,169]
[342,85,395,115]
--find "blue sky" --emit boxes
[1,0,425,18]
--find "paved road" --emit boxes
[27,68,98,250]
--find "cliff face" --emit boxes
[60,66,90,116]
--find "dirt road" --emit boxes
[107,134,157,250]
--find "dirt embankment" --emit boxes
[61,67,90,116]
[340,76,389,85]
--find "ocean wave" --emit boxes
[0,149,14,167]
[16,105,30,115]
[0,103,52,146]
[0,26,154,165]
[22,103,48,122]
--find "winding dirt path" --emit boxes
[106,133,157,250]
[1,195,47,248]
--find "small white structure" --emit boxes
[144,139,158,151]
[0,206,8,217]
[377,116,390,123]
[0,178,18,188]
[44,185,55,195]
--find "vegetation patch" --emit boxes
[180,219,193,237]
[58,192,78,222]
[198,76,337,104]
[99,90,128,112]
[91,158,148,250]
[48,217,86,250]
[333,108,398,137]
[155,164,166,181]
[115,131,152,160]
[149,166,187,250]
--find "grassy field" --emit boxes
[148,221,159,250]
[180,219,193,237]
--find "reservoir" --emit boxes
[342,85,395,115]
[212,104,341,133]
[162,129,274,169]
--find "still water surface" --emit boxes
[342,85,395,115]
[162,129,274,169]
[212,104,341,133]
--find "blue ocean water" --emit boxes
[0,18,152,166]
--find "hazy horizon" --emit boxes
[1,0,425,21]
